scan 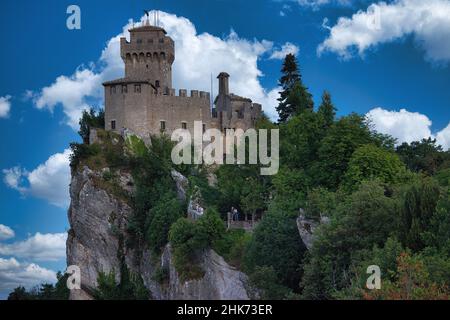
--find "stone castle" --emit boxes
[103,20,262,138]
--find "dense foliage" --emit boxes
[14,53,449,300]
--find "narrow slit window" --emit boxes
[181,122,187,130]
[160,121,166,131]
[111,120,116,130]
[134,84,141,93]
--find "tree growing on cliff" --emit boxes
[78,108,105,144]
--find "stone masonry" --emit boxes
[103,19,262,138]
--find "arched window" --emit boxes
[160,52,166,60]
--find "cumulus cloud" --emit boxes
[269,42,300,60]
[31,11,288,126]
[366,107,450,150]
[436,123,450,151]
[3,149,71,207]
[0,95,12,118]
[0,257,57,294]
[0,225,15,241]
[294,0,354,10]
[0,232,67,261]
[318,0,450,63]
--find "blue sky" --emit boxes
[0,0,449,298]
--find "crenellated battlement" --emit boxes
[103,22,261,138]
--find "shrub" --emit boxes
[146,193,183,253]
[248,266,291,300]
[213,229,251,269]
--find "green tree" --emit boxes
[317,91,336,130]
[396,138,449,175]
[245,209,306,292]
[248,266,291,300]
[343,144,407,191]
[314,113,377,190]
[240,177,266,220]
[276,54,313,122]
[7,286,32,300]
[300,180,400,299]
[93,269,149,300]
[146,192,183,253]
[78,108,105,144]
[197,208,226,246]
[400,178,441,252]
[169,218,205,280]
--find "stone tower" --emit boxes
[120,20,175,93]
[103,19,261,138]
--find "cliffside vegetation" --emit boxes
[15,52,450,300]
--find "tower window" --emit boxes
[202,124,206,133]
[111,120,116,130]
[134,84,141,93]
[181,122,187,130]
[155,80,160,88]
[160,121,166,131]
[121,85,127,93]
[137,39,142,44]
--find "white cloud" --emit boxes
[318,0,450,63]
[366,107,450,150]
[34,70,102,129]
[436,123,450,151]
[0,257,57,293]
[269,42,300,60]
[294,0,353,9]
[31,11,287,126]
[0,225,15,241]
[0,95,12,118]
[0,232,67,261]
[3,149,71,207]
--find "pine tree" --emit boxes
[276,53,313,122]
[317,91,336,129]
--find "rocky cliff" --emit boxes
[66,166,249,300]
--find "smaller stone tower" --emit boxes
[120,19,175,93]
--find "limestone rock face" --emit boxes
[162,245,249,300]
[67,166,132,299]
[67,167,249,300]
[296,211,329,250]
[171,169,189,201]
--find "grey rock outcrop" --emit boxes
[171,169,189,201]
[162,245,249,300]
[67,166,249,300]
[296,210,329,250]
[67,166,131,299]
